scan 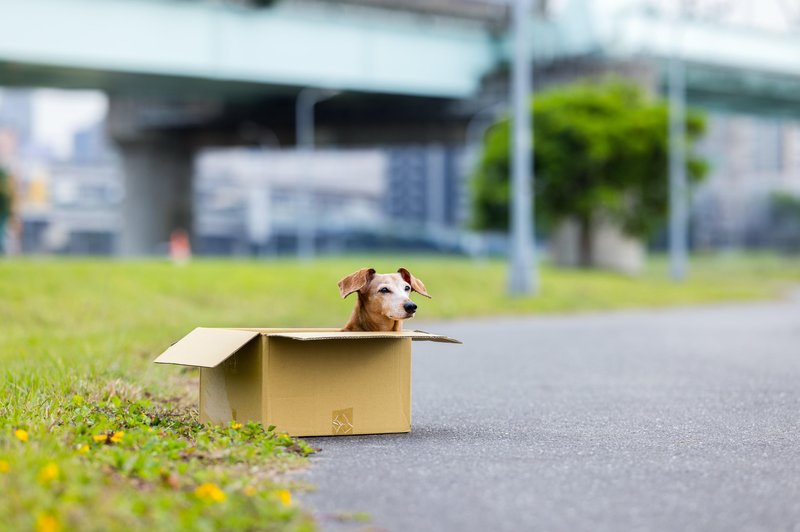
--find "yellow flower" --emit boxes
[110,431,124,443]
[92,434,108,443]
[231,422,242,430]
[14,429,28,442]
[195,482,226,503]
[0,459,9,473]
[38,463,59,484]
[276,489,292,507]
[77,444,90,455]
[243,485,257,497]
[36,513,60,532]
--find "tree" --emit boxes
[472,78,708,266]
[0,166,10,221]
[0,166,11,254]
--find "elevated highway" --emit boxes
[2,0,799,253]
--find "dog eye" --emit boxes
[378,287,391,294]
[404,285,411,291]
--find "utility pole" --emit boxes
[507,0,538,295]
[668,7,688,281]
[295,87,338,261]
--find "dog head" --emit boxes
[338,267,431,321]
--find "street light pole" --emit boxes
[668,10,688,281]
[295,87,338,261]
[507,0,538,295]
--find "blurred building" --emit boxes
[0,90,33,151]
[19,162,122,255]
[195,146,468,256]
[72,121,115,164]
[7,105,800,257]
[385,146,469,234]
[5,98,122,255]
[195,149,385,255]
[693,114,800,250]
[3,87,473,255]
[2,0,800,256]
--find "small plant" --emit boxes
[0,382,316,531]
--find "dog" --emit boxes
[338,268,431,332]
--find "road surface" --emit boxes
[301,295,800,531]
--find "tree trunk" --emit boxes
[578,214,593,268]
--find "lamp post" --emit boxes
[507,0,538,295]
[668,8,688,281]
[295,87,339,261]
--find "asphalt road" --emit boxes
[301,295,800,532]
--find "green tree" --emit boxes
[0,166,10,219]
[473,78,708,266]
[0,166,11,254]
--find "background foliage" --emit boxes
[472,78,708,243]
[0,166,11,221]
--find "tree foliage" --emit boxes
[0,166,11,221]
[472,78,708,239]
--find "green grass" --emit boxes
[1,253,798,530]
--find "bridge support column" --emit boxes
[115,138,194,256]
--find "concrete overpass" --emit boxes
[0,0,505,253]
[0,0,498,98]
[1,0,800,254]
[534,0,800,118]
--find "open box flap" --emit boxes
[265,330,461,344]
[154,327,260,368]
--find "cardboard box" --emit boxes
[154,328,460,437]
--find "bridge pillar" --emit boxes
[115,137,194,256]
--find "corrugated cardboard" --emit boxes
[154,328,460,437]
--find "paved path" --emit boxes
[301,296,800,531]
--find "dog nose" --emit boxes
[404,301,417,313]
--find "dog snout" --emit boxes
[404,301,418,314]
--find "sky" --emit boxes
[33,90,107,159]
[0,88,107,160]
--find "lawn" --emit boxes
[1,253,798,530]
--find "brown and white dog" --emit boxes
[338,268,431,332]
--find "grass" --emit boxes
[0,253,798,530]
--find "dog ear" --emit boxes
[338,268,376,298]
[397,268,431,298]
